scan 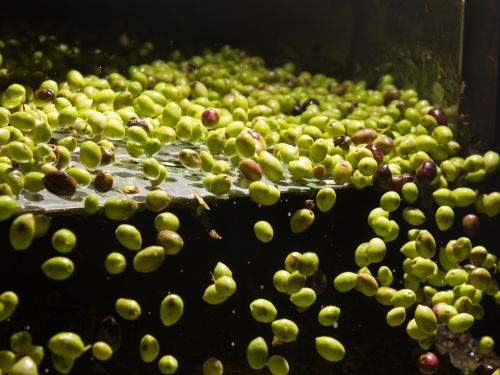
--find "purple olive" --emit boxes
[43,171,77,196]
[333,136,351,152]
[390,173,414,192]
[372,165,392,192]
[301,98,319,112]
[291,100,302,115]
[365,144,383,165]
[373,135,394,154]
[383,88,400,105]
[416,159,437,185]
[201,108,220,127]
[418,352,439,374]
[428,107,447,125]
[474,364,496,375]
[462,214,480,237]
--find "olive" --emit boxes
[203,357,223,375]
[115,298,142,320]
[115,224,142,251]
[84,192,100,214]
[214,275,237,297]
[267,355,289,375]
[160,294,184,326]
[271,319,298,343]
[290,209,315,233]
[48,332,85,359]
[246,337,268,370]
[9,356,38,375]
[43,171,77,196]
[202,285,227,305]
[51,353,74,374]
[140,334,160,363]
[92,341,113,361]
[213,262,233,280]
[239,158,262,182]
[145,190,171,212]
[103,195,138,221]
[104,252,126,275]
[51,228,76,253]
[9,213,35,251]
[154,212,180,232]
[418,351,439,374]
[0,291,19,322]
[133,246,165,273]
[158,355,178,374]
[248,181,280,206]
[93,170,114,192]
[318,305,341,326]
[41,257,74,281]
[315,336,345,362]
[156,230,184,255]
[249,299,277,323]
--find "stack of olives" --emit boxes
[1,32,499,375]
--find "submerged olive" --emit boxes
[203,357,223,375]
[115,224,142,251]
[133,246,165,273]
[158,355,178,374]
[51,228,76,253]
[41,257,74,281]
[315,336,345,362]
[9,213,35,251]
[246,337,268,370]
[115,298,142,320]
[140,334,160,363]
[253,221,274,242]
[92,341,113,361]
[48,332,85,359]
[160,294,184,326]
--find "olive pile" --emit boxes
[0,34,499,375]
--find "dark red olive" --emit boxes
[304,199,315,210]
[94,171,114,192]
[43,170,77,196]
[333,136,351,152]
[372,165,393,192]
[305,269,327,295]
[365,144,384,165]
[418,352,439,374]
[462,214,480,237]
[474,364,496,375]
[383,88,400,105]
[329,83,347,96]
[34,87,56,103]
[390,173,414,192]
[100,146,116,166]
[373,135,394,155]
[416,159,438,185]
[428,107,447,125]
[126,117,150,132]
[201,108,220,127]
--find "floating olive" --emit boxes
[246,337,268,370]
[115,224,142,251]
[203,357,223,375]
[92,342,113,361]
[249,299,277,323]
[104,252,126,275]
[253,221,274,243]
[115,298,141,320]
[133,246,165,273]
[333,272,358,292]
[160,294,184,326]
[267,355,289,375]
[48,332,85,359]
[318,305,341,326]
[156,230,184,255]
[249,181,280,206]
[315,336,345,362]
[290,209,315,234]
[41,257,74,281]
[271,319,298,343]
[145,190,171,212]
[202,285,227,305]
[103,195,138,220]
[51,228,76,253]
[158,355,178,374]
[0,291,19,322]
[140,334,160,363]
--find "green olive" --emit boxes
[9,356,38,375]
[158,355,178,374]
[48,332,85,359]
[375,286,397,306]
[290,208,315,234]
[356,273,378,296]
[0,195,17,221]
[51,228,77,253]
[253,220,274,243]
[202,284,227,305]
[160,294,184,326]
[290,287,316,308]
[115,298,142,320]
[156,230,184,255]
[406,319,430,340]
[0,350,16,373]
[249,299,277,323]
[0,291,19,322]
[386,307,406,327]
[477,336,494,355]
[315,336,345,362]
[142,158,162,180]
[436,206,454,231]
[154,212,180,232]
[103,195,138,220]
[41,256,74,281]
[133,246,165,273]
[79,140,102,170]
[333,272,358,292]
[92,342,113,361]
[214,275,237,297]
[246,337,268,370]
[51,353,74,374]
[318,305,341,326]
[140,334,160,363]
[267,355,289,375]
[415,230,436,258]
[66,167,92,187]
[104,252,126,275]
[376,266,393,286]
[145,190,171,212]
[401,182,418,204]
[414,304,437,334]
[213,262,233,280]
[248,181,280,206]
[273,270,290,293]
[203,357,223,375]
[258,151,283,182]
[447,312,474,333]
[315,187,336,212]
[391,289,416,308]
[10,330,32,354]
[402,207,426,226]
[115,224,142,251]
[272,319,298,343]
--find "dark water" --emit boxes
[0,186,499,375]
